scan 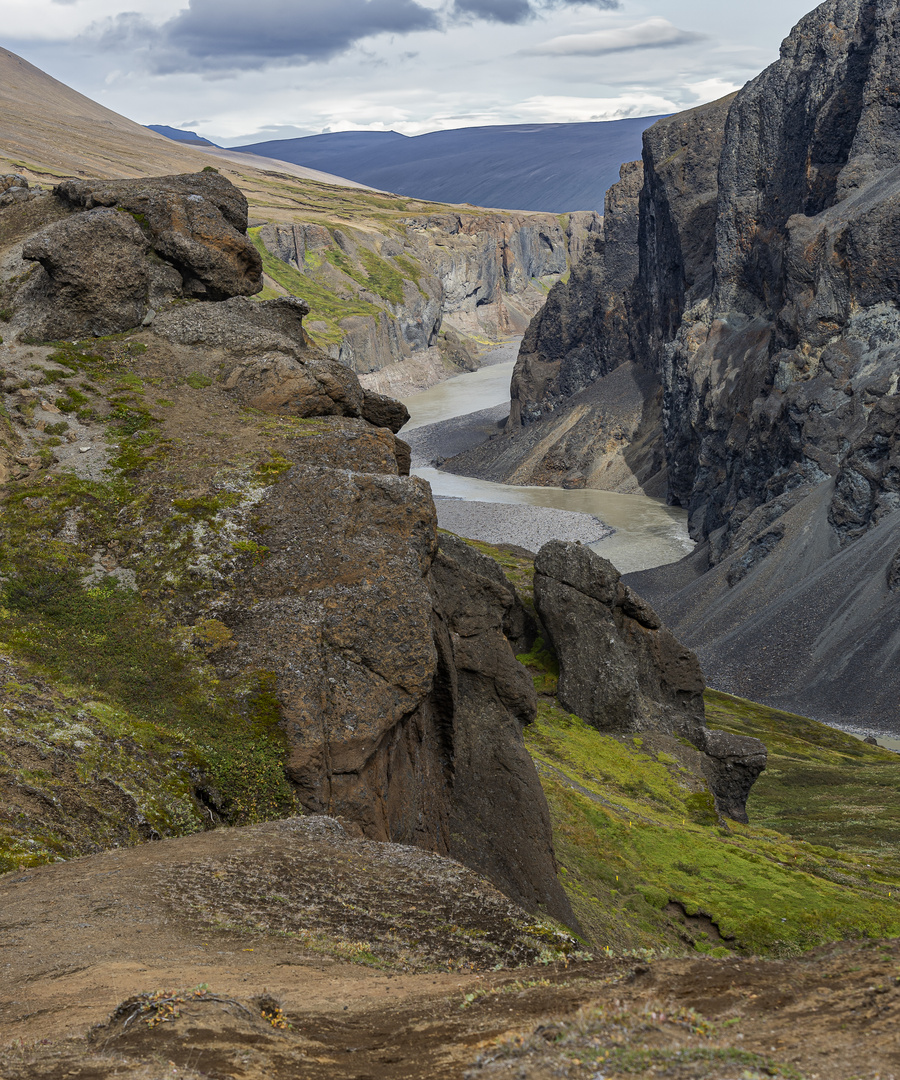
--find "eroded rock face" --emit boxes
[456,2,900,725]
[534,541,705,736]
[13,172,262,340]
[534,541,766,822]
[55,171,262,300]
[510,162,643,427]
[258,211,598,377]
[0,170,573,925]
[213,429,574,924]
[20,208,158,339]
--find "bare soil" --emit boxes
[1,821,900,1080]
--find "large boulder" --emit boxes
[19,208,174,339]
[211,427,575,925]
[151,296,411,433]
[14,172,263,340]
[55,171,262,300]
[534,540,704,735]
[151,295,312,352]
[534,540,766,822]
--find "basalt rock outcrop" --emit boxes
[257,211,600,386]
[55,172,262,301]
[213,427,573,921]
[533,541,766,822]
[9,170,262,340]
[0,172,574,925]
[457,0,900,728]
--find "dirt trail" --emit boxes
[2,821,900,1079]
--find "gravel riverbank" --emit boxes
[435,496,614,552]
[404,403,509,467]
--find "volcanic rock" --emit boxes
[55,171,262,300]
[533,540,766,821]
[19,208,160,338]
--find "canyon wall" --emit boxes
[456,0,900,728]
[257,210,600,387]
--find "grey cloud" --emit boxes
[524,17,704,56]
[452,0,617,26]
[452,0,534,25]
[92,0,441,72]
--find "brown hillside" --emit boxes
[0,46,370,193]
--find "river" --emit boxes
[401,361,694,575]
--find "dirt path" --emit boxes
[2,821,900,1079]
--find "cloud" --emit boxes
[452,0,534,25]
[509,92,680,123]
[452,0,617,26]
[525,17,705,56]
[89,0,441,72]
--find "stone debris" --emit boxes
[435,496,612,553]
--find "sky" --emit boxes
[5,0,818,145]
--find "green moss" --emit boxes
[0,663,207,871]
[185,372,214,390]
[393,254,425,290]
[358,248,407,305]
[0,569,294,826]
[247,228,382,345]
[705,689,900,859]
[251,285,283,301]
[525,701,900,955]
[516,637,558,695]
[461,537,900,957]
[120,207,149,229]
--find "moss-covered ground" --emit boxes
[460,536,900,958]
[0,336,302,870]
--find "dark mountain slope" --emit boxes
[453,0,900,731]
[230,118,666,213]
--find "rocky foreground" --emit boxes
[1,820,899,1079]
[0,166,768,920]
[2,12,900,1075]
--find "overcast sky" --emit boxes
[6,0,817,145]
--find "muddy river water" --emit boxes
[401,361,695,575]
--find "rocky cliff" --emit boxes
[454,0,900,729]
[255,210,600,392]
[0,172,579,925]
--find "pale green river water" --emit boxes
[401,362,694,575]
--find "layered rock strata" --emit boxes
[257,211,601,382]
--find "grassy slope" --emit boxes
[0,337,301,870]
[458,537,900,957]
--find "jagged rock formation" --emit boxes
[0,171,577,925]
[257,211,600,387]
[446,161,667,495]
[455,0,900,729]
[9,171,263,340]
[533,541,766,822]
[56,173,263,300]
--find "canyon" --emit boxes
[2,7,900,1077]
[450,0,900,733]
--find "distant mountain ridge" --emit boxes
[147,124,219,147]
[223,119,666,212]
